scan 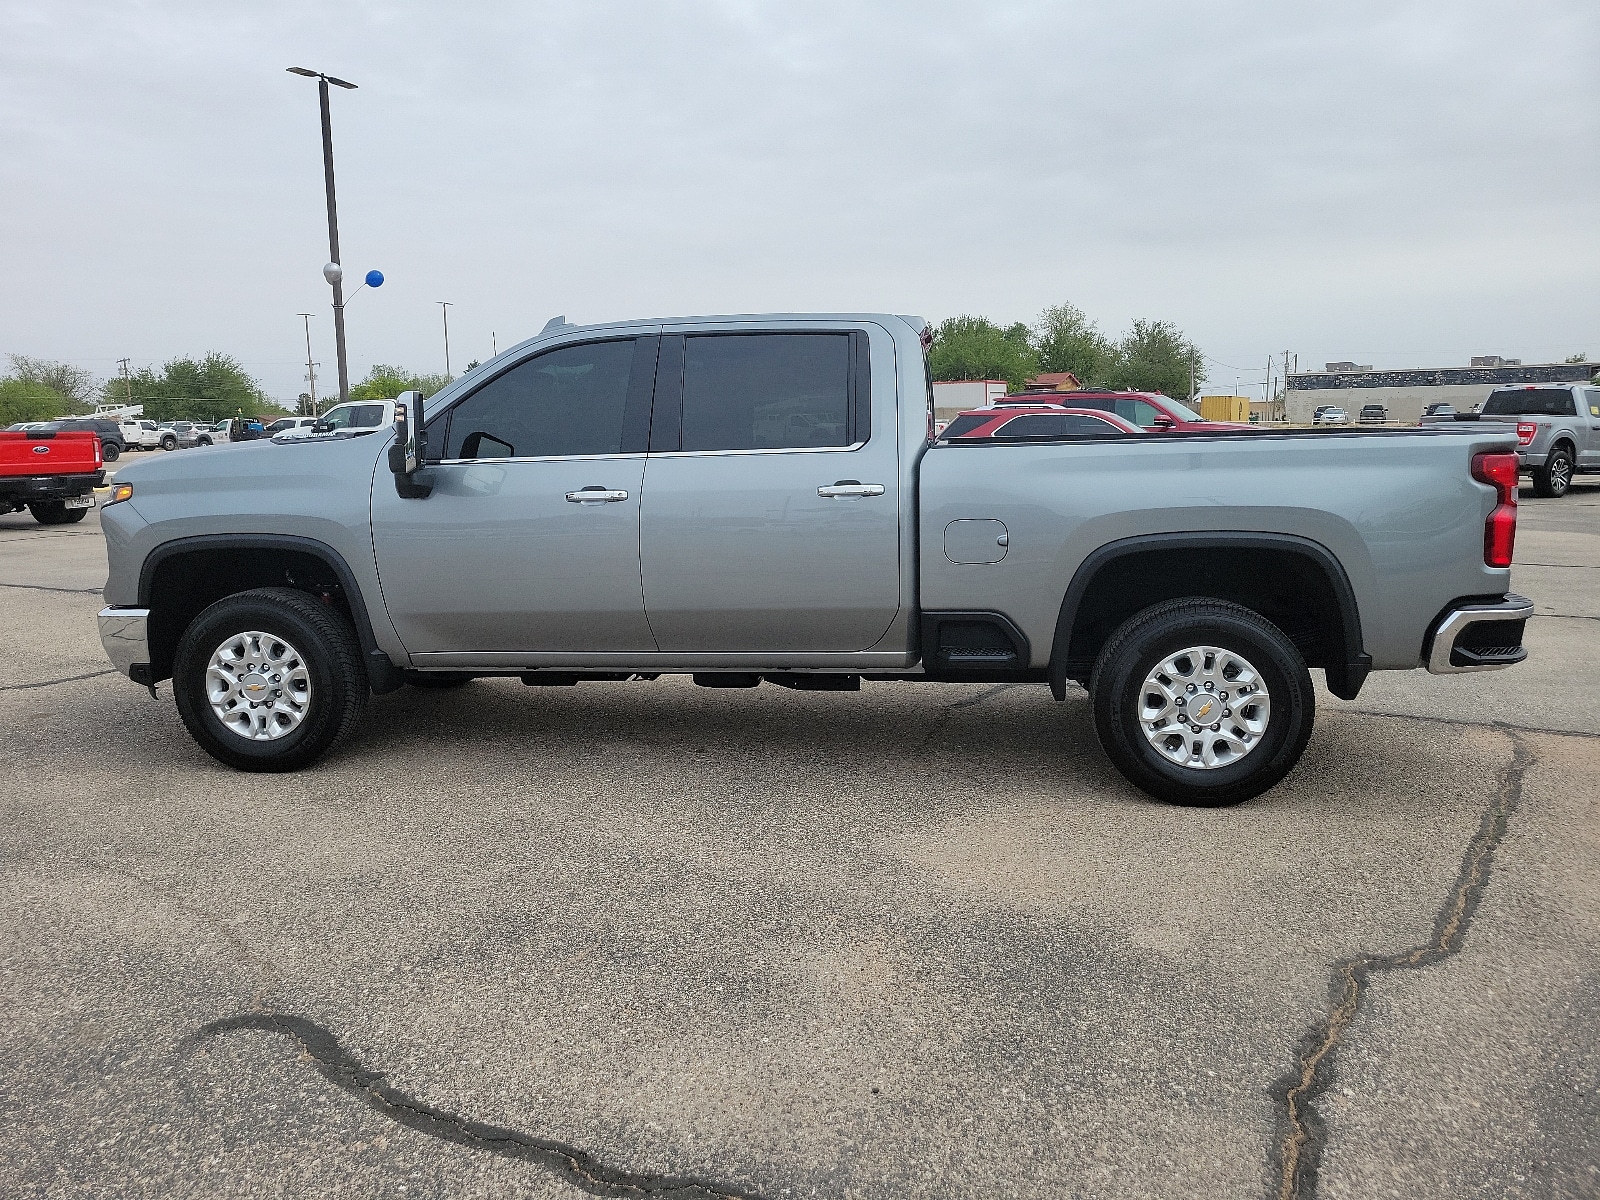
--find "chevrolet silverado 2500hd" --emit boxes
[96,313,1531,805]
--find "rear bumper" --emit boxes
[98,607,151,679]
[1425,594,1533,674]
[0,471,104,501]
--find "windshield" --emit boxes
[1481,389,1576,417]
[1163,399,1204,422]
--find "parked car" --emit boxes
[1358,404,1388,425]
[265,417,320,438]
[274,402,395,440]
[1312,406,1349,425]
[98,313,1531,807]
[1429,383,1600,498]
[940,404,1143,439]
[1421,403,1457,420]
[195,421,228,447]
[1,428,104,523]
[119,419,177,452]
[12,418,127,461]
[1000,388,1253,432]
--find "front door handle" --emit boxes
[565,487,630,504]
[817,480,886,499]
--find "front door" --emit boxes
[638,329,902,652]
[372,335,659,658]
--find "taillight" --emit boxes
[1516,422,1536,446]
[1471,452,1518,568]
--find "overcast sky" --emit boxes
[2,0,1596,401]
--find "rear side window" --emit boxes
[438,339,637,460]
[941,415,990,438]
[1482,389,1576,416]
[679,333,856,452]
[994,413,1122,437]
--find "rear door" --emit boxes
[637,326,901,652]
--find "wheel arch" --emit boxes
[139,534,402,693]
[1048,532,1369,701]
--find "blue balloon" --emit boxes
[365,269,385,288]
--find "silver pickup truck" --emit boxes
[1464,384,1598,498]
[96,313,1531,806]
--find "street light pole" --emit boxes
[438,301,454,379]
[288,67,358,405]
[297,313,318,414]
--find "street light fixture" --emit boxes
[287,66,358,405]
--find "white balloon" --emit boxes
[322,261,343,285]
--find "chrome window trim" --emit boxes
[433,451,648,466]
[645,441,867,460]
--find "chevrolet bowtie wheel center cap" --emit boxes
[1137,645,1272,771]
[204,631,313,741]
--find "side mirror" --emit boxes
[311,419,332,434]
[1152,416,1175,429]
[387,392,432,499]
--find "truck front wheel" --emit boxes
[1089,598,1314,807]
[173,587,368,772]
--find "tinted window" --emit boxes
[681,333,850,451]
[941,415,990,438]
[441,339,635,459]
[320,404,386,431]
[1482,389,1576,416]
[995,413,1122,437]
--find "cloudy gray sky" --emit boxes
[2,0,1596,401]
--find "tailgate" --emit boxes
[0,430,103,476]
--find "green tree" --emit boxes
[0,378,73,425]
[350,364,453,401]
[1032,303,1116,386]
[1566,352,1588,363]
[1105,319,1202,399]
[928,316,1038,391]
[99,353,285,421]
[8,355,96,408]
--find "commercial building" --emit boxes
[1285,358,1597,425]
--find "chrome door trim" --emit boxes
[644,442,867,459]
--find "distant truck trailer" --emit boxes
[1196,395,1252,423]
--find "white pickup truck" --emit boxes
[118,420,177,452]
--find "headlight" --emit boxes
[107,482,134,505]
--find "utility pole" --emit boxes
[439,302,454,378]
[297,314,319,414]
[117,358,133,410]
[491,331,497,357]
[288,67,358,405]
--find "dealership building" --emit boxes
[1284,356,1597,424]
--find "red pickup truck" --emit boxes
[0,430,105,524]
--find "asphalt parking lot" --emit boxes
[2,482,1597,1199]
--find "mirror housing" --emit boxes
[1151,416,1175,429]
[388,392,432,498]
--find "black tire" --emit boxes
[159,435,178,451]
[1532,446,1573,498]
[28,501,88,525]
[404,671,474,688]
[1089,598,1315,807]
[173,587,368,772]
[102,441,121,462]
[197,436,212,447]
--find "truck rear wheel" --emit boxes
[28,501,88,525]
[1532,446,1573,498]
[102,441,121,462]
[1089,598,1314,807]
[173,587,367,772]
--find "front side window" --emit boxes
[435,339,636,460]
[680,333,852,452]
[320,404,386,432]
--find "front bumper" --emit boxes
[1425,594,1533,674]
[98,607,151,678]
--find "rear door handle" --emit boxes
[817,481,886,498]
[565,487,630,504]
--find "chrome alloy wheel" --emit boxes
[205,630,312,741]
[1137,645,1271,770]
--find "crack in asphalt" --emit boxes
[1269,730,1533,1200]
[0,581,104,594]
[1339,708,1600,742]
[0,669,116,691]
[1534,612,1600,622]
[1515,561,1600,569]
[181,1012,769,1199]
[918,683,1020,748]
